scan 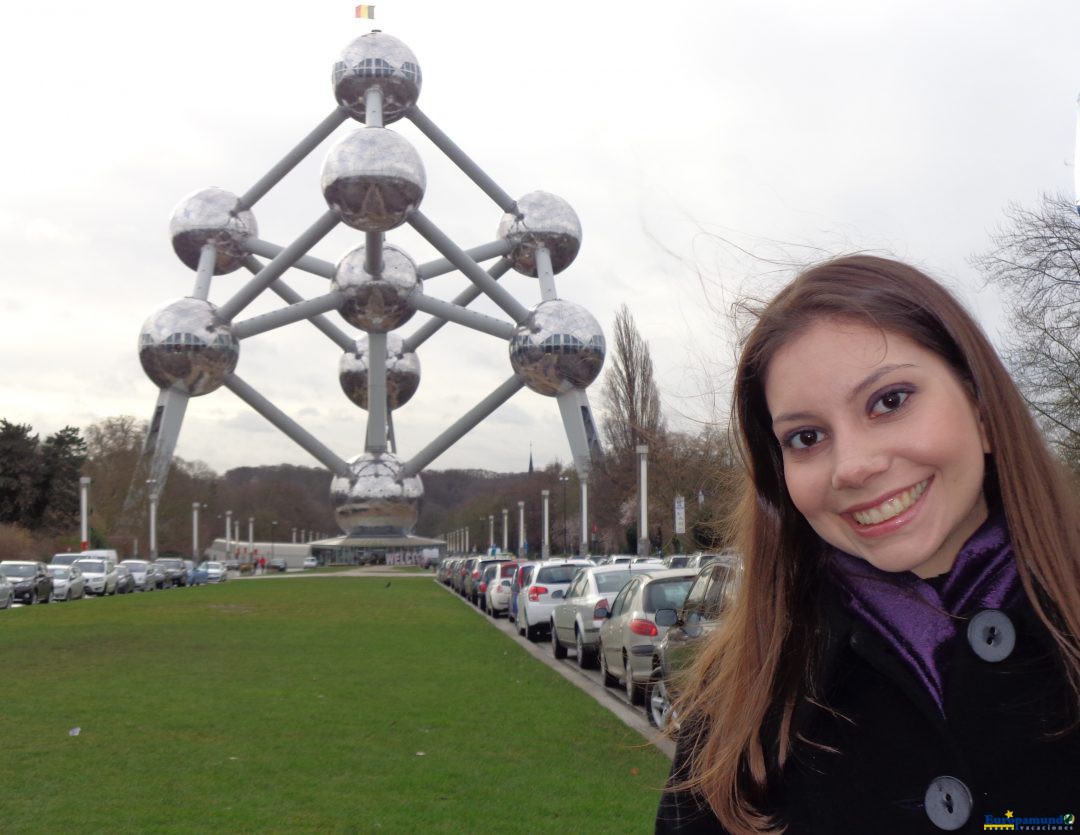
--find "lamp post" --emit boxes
[248,516,254,564]
[558,475,569,555]
[488,514,494,554]
[541,489,550,558]
[636,445,649,557]
[271,520,277,565]
[501,508,509,553]
[192,502,205,561]
[225,510,233,559]
[517,501,525,558]
[146,478,158,560]
[79,476,91,551]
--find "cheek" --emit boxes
[782,462,826,519]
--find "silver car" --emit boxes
[597,569,697,705]
[0,574,13,608]
[516,559,591,642]
[120,559,155,591]
[47,564,87,601]
[550,564,635,668]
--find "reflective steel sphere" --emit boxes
[509,299,605,397]
[169,187,257,274]
[321,128,426,231]
[339,332,421,409]
[333,244,421,332]
[332,32,423,124]
[497,191,582,276]
[138,298,239,396]
[329,451,424,535]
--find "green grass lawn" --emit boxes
[0,578,671,833]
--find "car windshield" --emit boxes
[644,578,696,612]
[205,563,223,570]
[536,565,580,584]
[76,560,106,573]
[595,570,632,593]
[47,567,70,578]
[1,564,34,577]
[157,560,182,569]
[124,563,147,572]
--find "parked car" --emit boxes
[74,557,119,596]
[465,558,510,606]
[203,561,228,583]
[189,563,210,585]
[120,560,155,592]
[269,558,288,572]
[47,564,86,601]
[147,562,168,590]
[684,549,739,570]
[550,564,635,667]
[302,556,318,569]
[507,562,536,624]
[1,561,55,605]
[483,562,520,617]
[517,559,592,642]
[50,552,84,568]
[648,554,742,728]
[154,558,188,588]
[0,573,13,608]
[597,569,697,705]
[115,564,137,594]
[664,555,692,569]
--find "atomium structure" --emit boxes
[130,30,605,546]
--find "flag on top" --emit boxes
[355,4,375,18]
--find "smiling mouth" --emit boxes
[850,479,929,526]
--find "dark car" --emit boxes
[154,557,188,588]
[114,564,137,594]
[268,558,288,572]
[648,554,742,729]
[0,561,54,605]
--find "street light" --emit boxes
[192,502,206,561]
[271,520,278,567]
[558,475,569,555]
[146,478,158,560]
[79,476,92,551]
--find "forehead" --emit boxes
[764,318,935,403]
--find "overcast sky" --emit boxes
[3,0,1078,478]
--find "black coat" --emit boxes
[655,586,1080,834]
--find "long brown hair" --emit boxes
[672,255,1080,833]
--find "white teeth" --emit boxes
[852,480,927,526]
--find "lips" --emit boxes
[849,479,929,526]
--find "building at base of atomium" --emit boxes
[132,30,604,563]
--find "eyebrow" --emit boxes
[770,363,917,427]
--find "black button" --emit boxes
[924,776,972,830]
[967,609,1016,663]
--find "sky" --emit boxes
[3,0,1079,479]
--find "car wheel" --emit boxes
[576,628,596,669]
[552,622,568,659]
[625,655,645,706]
[600,644,619,687]
[526,621,541,642]
[646,676,673,729]
[517,608,527,637]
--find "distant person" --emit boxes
[655,256,1080,833]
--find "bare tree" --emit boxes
[600,304,665,453]
[972,194,1080,471]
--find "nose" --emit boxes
[830,431,889,490]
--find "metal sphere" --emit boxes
[339,332,421,410]
[509,299,605,397]
[329,452,424,535]
[169,187,257,275]
[332,32,423,125]
[497,191,582,276]
[138,298,239,396]
[333,244,421,332]
[321,128,426,231]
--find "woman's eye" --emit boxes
[870,389,910,416]
[785,429,823,450]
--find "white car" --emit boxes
[120,559,155,591]
[550,564,636,668]
[302,556,318,569]
[47,564,87,601]
[204,561,228,583]
[73,557,118,596]
[516,559,591,642]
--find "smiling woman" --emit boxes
[656,256,1080,834]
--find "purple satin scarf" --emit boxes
[828,514,1021,715]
